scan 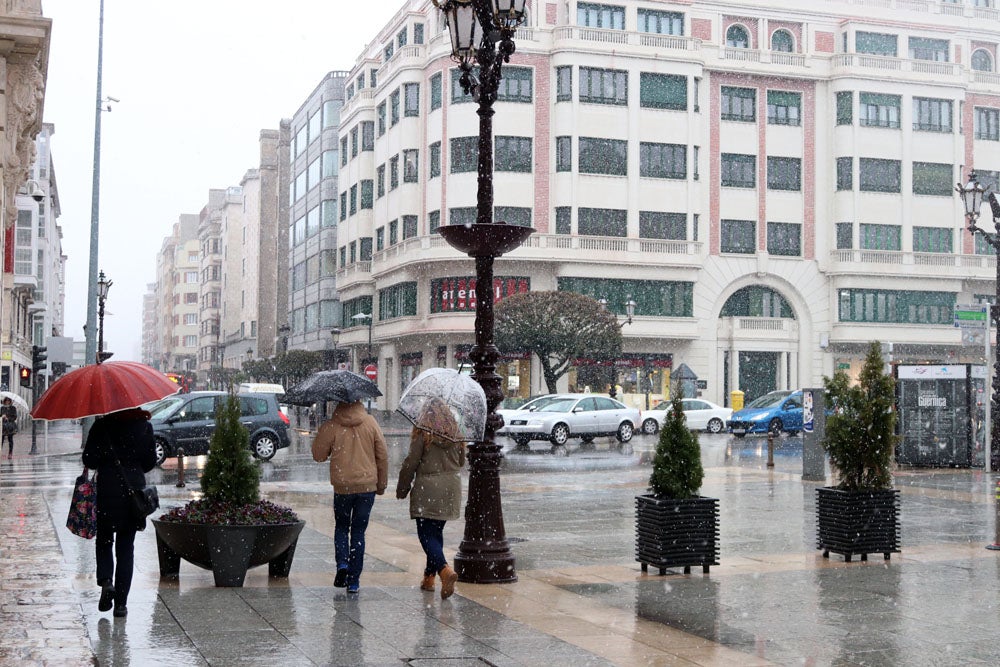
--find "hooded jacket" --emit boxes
[312,401,388,495]
[396,428,465,521]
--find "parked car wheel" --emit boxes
[707,418,724,434]
[768,418,783,435]
[641,418,659,435]
[253,433,278,461]
[154,438,168,467]
[616,421,634,443]
[550,423,570,446]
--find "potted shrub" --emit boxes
[635,391,719,575]
[817,341,900,562]
[152,393,305,586]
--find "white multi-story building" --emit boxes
[327,0,1000,411]
[150,215,199,374]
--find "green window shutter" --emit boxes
[639,73,687,110]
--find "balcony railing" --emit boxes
[833,249,997,270]
[832,53,960,78]
[553,26,700,52]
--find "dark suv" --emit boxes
[145,391,291,465]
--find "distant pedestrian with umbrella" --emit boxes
[1,396,18,459]
[395,368,487,599]
[82,408,157,618]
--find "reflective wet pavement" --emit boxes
[3,418,1000,665]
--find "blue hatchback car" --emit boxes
[727,390,803,437]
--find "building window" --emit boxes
[339,246,346,267]
[414,23,424,44]
[340,136,348,165]
[349,184,357,215]
[912,161,952,196]
[839,289,954,324]
[339,192,347,221]
[556,66,572,101]
[429,210,440,233]
[836,91,853,125]
[498,66,532,103]
[637,9,683,35]
[836,157,853,190]
[495,136,532,172]
[639,211,685,239]
[323,100,341,128]
[726,25,749,48]
[377,102,386,136]
[370,68,378,88]
[639,142,686,179]
[558,277,693,318]
[376,164,385,197]
[450,136,478,173]
[721,219,756,253]
[430,72,442,110]
[360,180,373,209]
[767,90,800,126]
[913,226,953,253]
[767,222,801,256]
[975,107,1000,140]
[402,215,418,239]
[972,49,994,72]
[389,155,399,189]
[693,146,699,180]
[397,28,407,48]
[451,68,473,104]
[361,121,374,151]
[767,156,801,191]
[860,93,901,128]
[376,226,384,252]
[721,153,756,188]
[429,142,441,178]
[856,31,897,57]
[579,67,627,105]
[639,73,686,110]
[556,136,572,172]
[389,219,398,245]
[860,223,901,250]
[721,86,755,122]
[578,137,627,175]
[836,222,853,249]
[384,41,394,61]
[555,206,571,234]
[909,36,948,62]
[350,126,359,157]
[449,207,477,225]
[494,206,532,227]
[771,29,794,52]
[403,149,419,182]
[379,282,418,320]
[404,83,420,116]
[859,158,901,193]
[578,207,626,236]
[913,98,952,132]
[390,89,400,125]
[577,3,625,29]
[975,233,997,255]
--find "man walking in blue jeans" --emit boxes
[312,400,388,593]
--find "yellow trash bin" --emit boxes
[730,390,744,412]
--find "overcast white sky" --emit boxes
[42,0,402,361]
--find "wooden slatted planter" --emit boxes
[816,487,900,562]
[635,494,719,575]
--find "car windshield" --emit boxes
[521,396,562,411]
[534,398,578,413]
[744,391,791,409]
[144,396,185,418]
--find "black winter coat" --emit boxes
[82,414,156,522]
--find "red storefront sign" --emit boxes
[573,354,673,368]
[431,276,530,313]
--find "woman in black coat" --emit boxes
[1,396,17,458]
[81,408,156,618]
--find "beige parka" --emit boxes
[395,428,465,520]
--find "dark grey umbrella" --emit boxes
[282,370,382,407]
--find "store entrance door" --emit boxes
[739,351,778,404]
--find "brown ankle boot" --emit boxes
[439,565,458,599]
[420,574,436,591]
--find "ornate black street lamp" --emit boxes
[330,327,342,369]
[96,270,112,364]
[432,0,531,584]
[958,171,1000,471]
[598,297,635,399]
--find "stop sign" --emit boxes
[364,364,378,381]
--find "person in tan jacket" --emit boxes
[312,400,388,593]
[396,398,466,599]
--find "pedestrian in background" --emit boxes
[312,400,388,594]
[1,396,17,459]
[396,397,465,599]
[81,408,157,618]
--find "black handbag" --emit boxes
[113,458,159,531]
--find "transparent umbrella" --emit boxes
[397,368,487,442]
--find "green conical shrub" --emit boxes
[649,390,704,498]
[200,393,260,504]
[822,341,897,491]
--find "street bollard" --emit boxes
[767,432,775,468]
[987,478,1000,551]
[176,447,186,488]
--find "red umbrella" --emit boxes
[31,361,181,421]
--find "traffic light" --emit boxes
[32,345,47,373]
[18,367,30,388]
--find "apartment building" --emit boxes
[150,215,199,374]
[326,0,1000,411]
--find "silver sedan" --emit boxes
[501,393,640,452]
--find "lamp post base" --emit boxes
[454,551,517,583]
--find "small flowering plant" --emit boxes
[161,393,298,526]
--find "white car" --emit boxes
[640,398,733,435]
[502,393,640,452]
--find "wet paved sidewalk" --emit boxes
[5,428,1000,665]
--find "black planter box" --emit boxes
[152,519,306,587]
[635,494,719,575]
[816,487,900,562]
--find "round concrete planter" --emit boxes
[152,519,306,587]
